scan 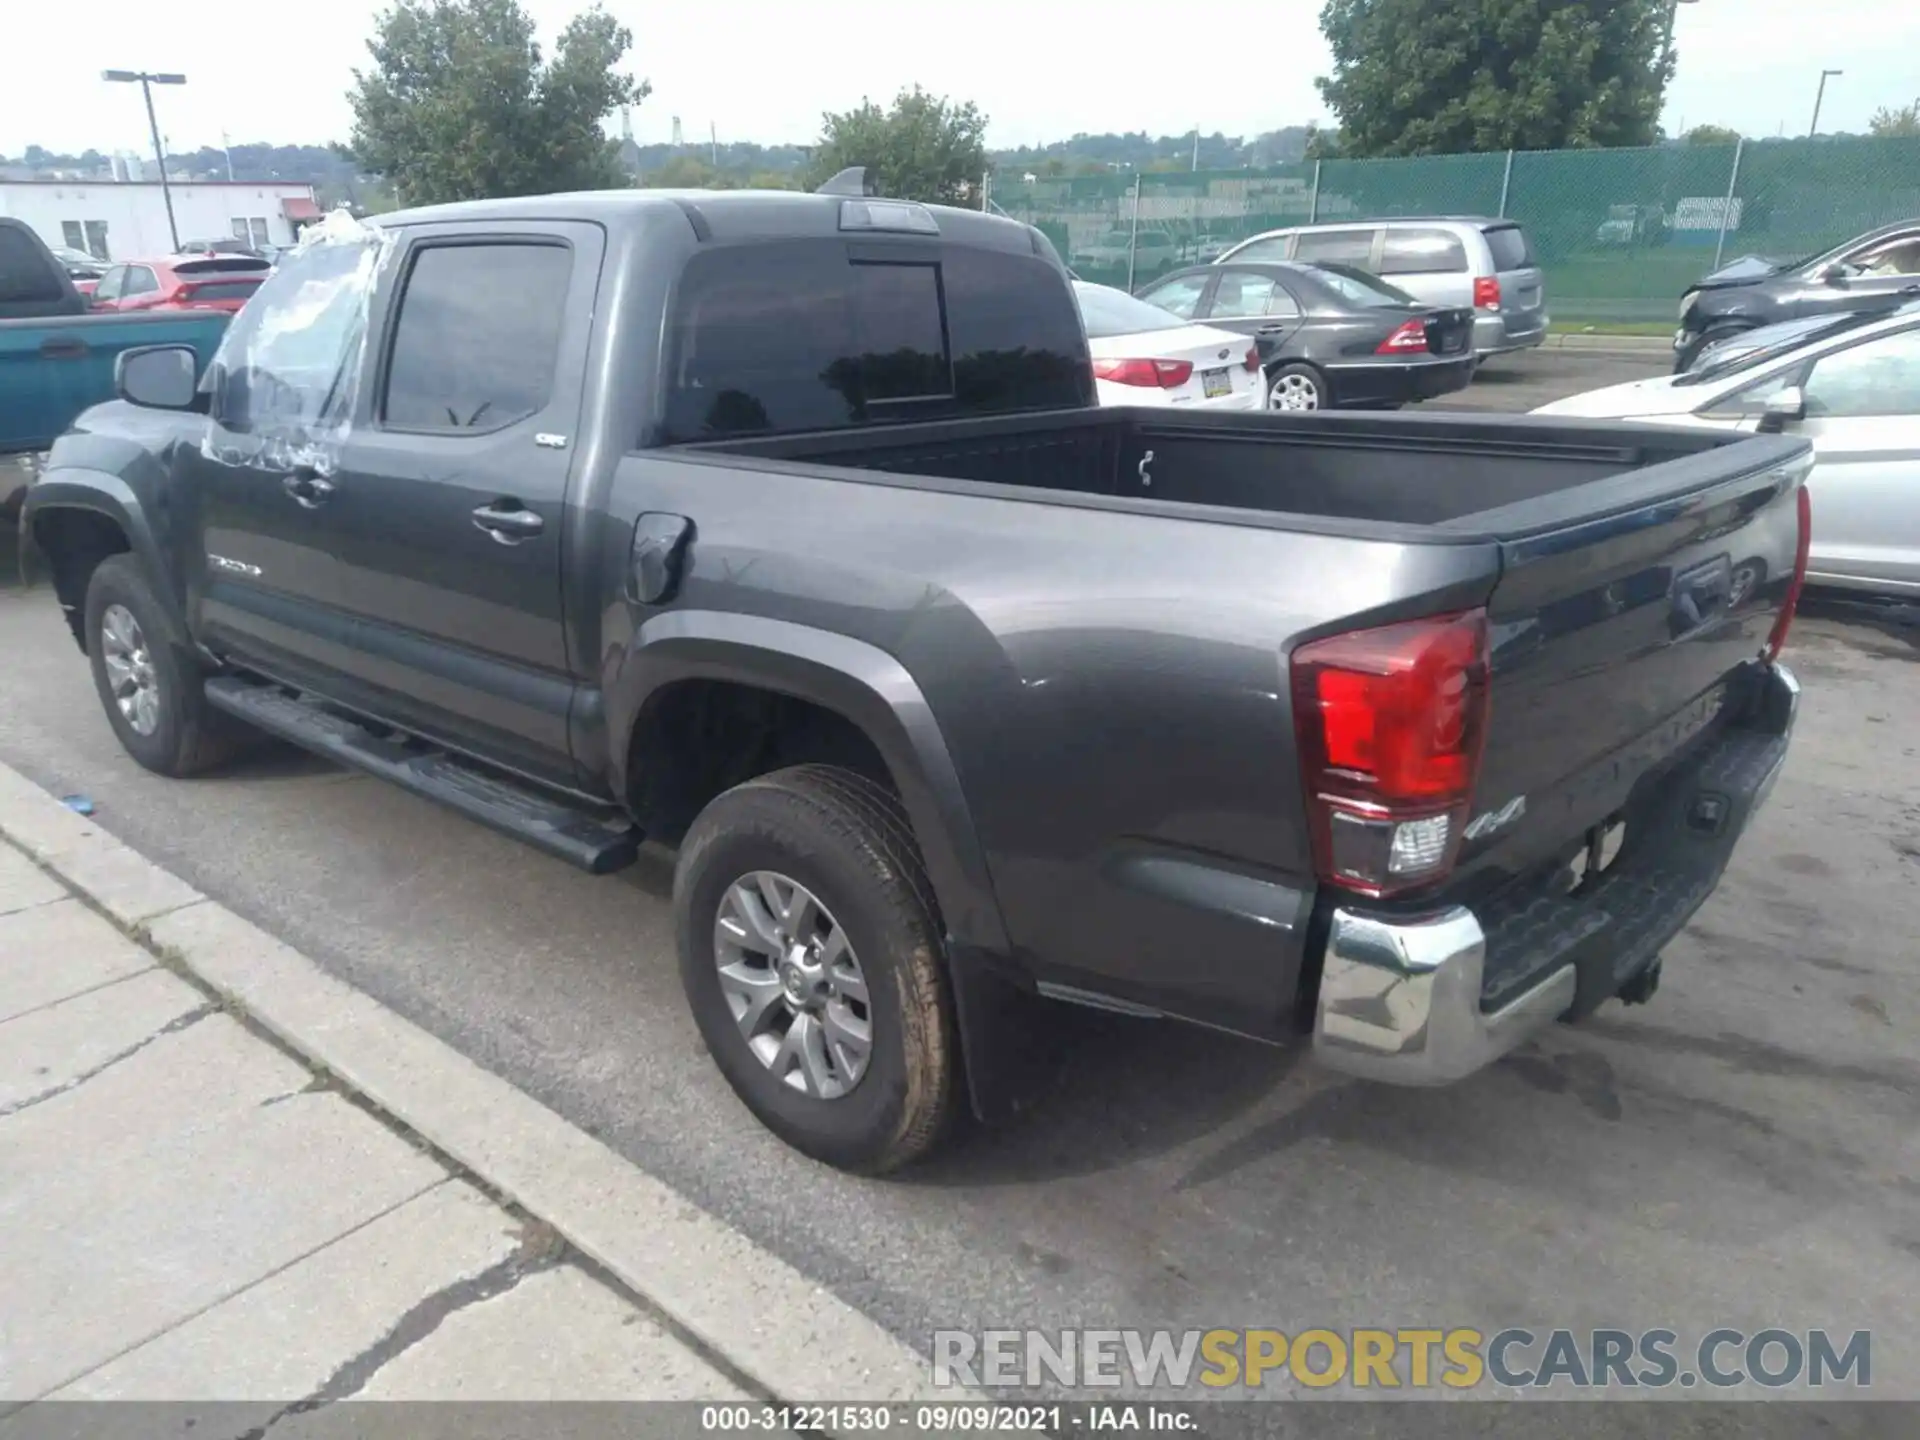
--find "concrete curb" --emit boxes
[1541,333,1673,356]
[0,759,941,1405]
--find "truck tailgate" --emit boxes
[1450,440,1811,904]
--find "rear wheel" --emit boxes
[1267,363,1327,411]
[674,764,956,1173]
[83,555,249,777]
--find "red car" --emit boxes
[89,254,272,314]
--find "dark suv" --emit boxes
[1674,218,1920,371]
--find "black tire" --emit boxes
[1676,325,1749,374]
[674,764,956,1174]
[1266,361,1331,411]
[83,555,248,777]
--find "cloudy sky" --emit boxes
[6,0,1917,157]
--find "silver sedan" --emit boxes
[1534,304,1920,597]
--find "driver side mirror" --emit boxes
[1757,386,1806,433]
[1820,263,1850,285]
[115,344,200,411]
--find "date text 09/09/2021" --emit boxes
[700,1406,1180,1433]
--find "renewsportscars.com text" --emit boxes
[933,1327,1872,1392]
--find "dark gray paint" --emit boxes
[24,189,1813,1074]
[1139,261,1476,408]
[1678,218,1920,368]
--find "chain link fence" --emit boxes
[988,135,1920,326]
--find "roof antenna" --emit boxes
[816,166,876,197]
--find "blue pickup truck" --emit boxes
[3,218,228,525]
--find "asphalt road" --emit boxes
[4,353,1918,1419]
[1432,346,1669,413]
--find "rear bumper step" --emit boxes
[1312,663,1797,1086]
[203,676,640,875]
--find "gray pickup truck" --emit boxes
[22,188,1811,1172]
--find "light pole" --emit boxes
[102,69,186,252]
[1809,69,1843,137]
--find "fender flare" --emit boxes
[610,609,1011,959]
[21,470,188,648]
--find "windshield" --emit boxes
[1073,282,1189,338]
[1305,263,1418,308]
[1676,308,1904,385]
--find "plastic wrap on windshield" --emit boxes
[198,208,391,476]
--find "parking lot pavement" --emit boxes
[1431,348,1668,413]
[0,839,742,1412]
[1,580,1917,1414]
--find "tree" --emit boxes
[640,155,796,191]
[804,87,988,205]
[1315,0,1674,156]
[1683,124,1742,146]
[347,0,648,205]
[1304,124,1343,161]
[1869,102,1920,138]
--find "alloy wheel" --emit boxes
[713,871,872,1099]
[100,603,161,736]
[1268,373,1322,411]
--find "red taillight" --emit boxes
[1243,346,1261,372]
[1765,485,1812,663]
[1092,357,1194,388]
[1473,276,1501,310]
[1291,610,1491,898]
[1375,320,1430,355]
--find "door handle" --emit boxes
[472,501,545,544]
[282,469,335,508]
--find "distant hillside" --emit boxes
[4,125,1319,200]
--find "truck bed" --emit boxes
[693,405,1811,1017]
[696,405,1782,539]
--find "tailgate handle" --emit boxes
[39,336,88,360]
[1669,555,1734,639]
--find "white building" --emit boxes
[0,179,321,260]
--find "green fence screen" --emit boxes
[987,135,1920,325]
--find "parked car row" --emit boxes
[1066,215,1549,415]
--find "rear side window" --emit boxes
[184,281,263,302]
[1482,225,1536,271]
[173,258,272,278]
[0,225,63,305]
[381,243,571,432]
[1294,228,1378,269]
[662,239,1087,441]
[1229,235,1292,264]
[1381,228,1469,276]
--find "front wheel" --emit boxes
[84,555,249,777]
[1267,363,1328,411]
[674,764,957,1173]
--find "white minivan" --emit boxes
[1217,217,1549,360]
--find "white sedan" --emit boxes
[1073,282,1262,410]
[1533,302,1920,596]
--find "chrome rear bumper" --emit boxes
[1313,663,1797,1086]
[1312,908,1574,1085]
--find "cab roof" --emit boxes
[379,188,1049,256]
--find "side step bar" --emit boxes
[204,676,641,875]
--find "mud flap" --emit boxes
[946,944,1060,1125]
